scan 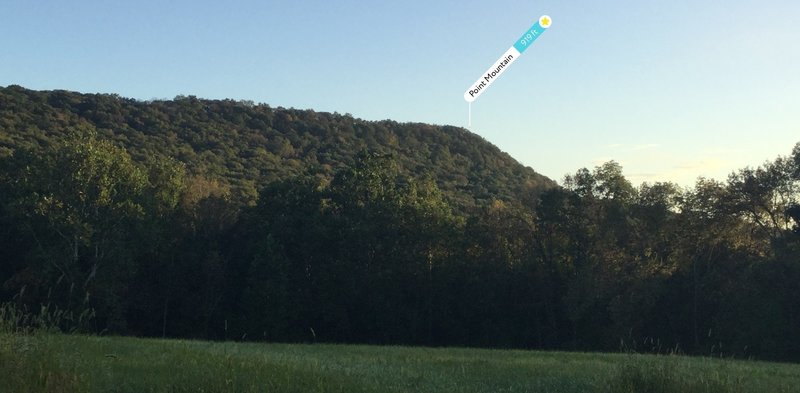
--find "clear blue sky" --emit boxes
[2,0,799,186]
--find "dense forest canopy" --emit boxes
[0,85,555,207]
[1,86,799,361]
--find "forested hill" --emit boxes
[0,85,555,206]
[2,84,800,362]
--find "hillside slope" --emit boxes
[0,85,555,206]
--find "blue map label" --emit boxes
[464,15,551,103]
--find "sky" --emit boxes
[2,0,799,186]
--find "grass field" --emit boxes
[2,332,800,393]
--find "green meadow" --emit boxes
[2,332,800,393]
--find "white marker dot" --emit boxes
[539,15,552,29]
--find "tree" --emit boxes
[3,132,149,331]
[727,156,799,242]
[238,175,326,342]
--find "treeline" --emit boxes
[1,131,799,361]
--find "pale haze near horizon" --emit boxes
[1,0,798,187]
